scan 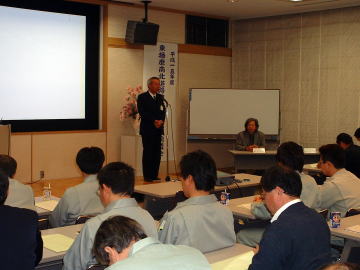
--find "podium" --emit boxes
[0,125,11,155]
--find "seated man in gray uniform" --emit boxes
[63,162,158,270]
[50,147,105,227]
[0,154,35,210]
[315,144,360,217]
[92,216,211,270]
[158,150,236,253]
[237,141,318,247]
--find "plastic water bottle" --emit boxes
[43,183,52,200]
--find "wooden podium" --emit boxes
[0,125,11,155]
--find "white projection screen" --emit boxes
[0,5,86,120]
[189,89,280,135]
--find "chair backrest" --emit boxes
[38,218,49,230]
[318,209,329,220]
[87,264,107,270]
[75,215,94,224]
[346,208,360,217]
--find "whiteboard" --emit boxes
[189,89,280,135]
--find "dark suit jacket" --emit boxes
[0,205,43,270]
[249,202,331,270]
[345,144,360,178]
[137,91,166,136]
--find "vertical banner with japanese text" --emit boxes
[143,43,178,161]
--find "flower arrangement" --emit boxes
[120,85,143,121]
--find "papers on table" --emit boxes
[304,148,317,154]
[211,251,254,270]
[345,225,360,234]
[35,200,58,211]
[42,234,74,253]
[238,203,252,210]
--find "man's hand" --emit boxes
[253,245,260,255]
[154,120,164,128]
[246,145,259,151]
[253,195,263,203]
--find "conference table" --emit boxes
[134,174,261,219]
[229,150,320,172]
[303,163,321,174]
[37,223,254,270]
[36,224,83,270]
[228,195,256,220]
[330,214,360,262]
[134,173,261,199]
[35,196,60,219]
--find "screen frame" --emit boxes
[0,0,100,132]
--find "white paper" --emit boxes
[35,200,58,211]
[253,148,266,153]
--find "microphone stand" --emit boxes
[164,99,171,182]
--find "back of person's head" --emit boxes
[244,118,259,131]
[97,162,135,196]
[180,150,217,191]
[93,216,147,265]
[276,141,304,172]
[336,133,353,145]
[354,128,360,139]
[318,262,360,270]
[319,144,345,169]
[0,170,9,205]
[261,165,302,197]
[76,147,105,174]
[0,155,17,178]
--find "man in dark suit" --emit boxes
[0,170,43,270]
[137,77,166,182]
[336,133,360,178]
[249,166,331,270]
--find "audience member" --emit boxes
[237,141,318,247]
[336,133,360,177]
[63,162,157,270]
[158,150,236,253]
[315,144,360,217]
[248,166,331,270]
[92,216,211,270]
[0,154,35,210]
[0,170,43,270]
[50,147,105,227]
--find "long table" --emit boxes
[330,214,360,262]
[228,196,256,219]
[134,174,261,199]
[36,196,60,218]
[37,224,253,270]
[229,150,320,172]
[36,224,83,270]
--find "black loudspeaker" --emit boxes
[125,20,159,45]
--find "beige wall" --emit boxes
[232,6,360,147]
[10,4,232,182]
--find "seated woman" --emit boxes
[236,118,265,151]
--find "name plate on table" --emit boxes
[252,148,265,153]
[304,148,317,154]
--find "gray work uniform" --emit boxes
[5,178,35,211]
[158,194,236,253]
[63,198,158,270]
[105,237,211,270]
[314,168,360,217]
[49,174,104,227]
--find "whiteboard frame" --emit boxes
[187,88,281,137]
